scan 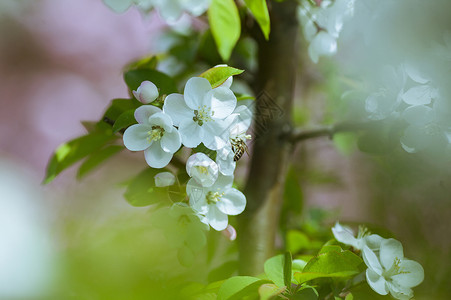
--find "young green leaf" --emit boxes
[218,276,271,300]
[200,66,244,88]
[293,246,363,284]
[123,168,171,207]
[243,0,271,39]
[77,145,124,179]
[264,254,285,288]
[112,109,137,133]
[258,283,286,300]
[123,69,178,95]
[102,98,140,124]
[208,0,241,61]
[283,252,292,291]
[44,132,117,184]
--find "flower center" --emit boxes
[193,105,214,126]
[206,191,224,204]
[383,257,409,279]
[147,125,164,142]
[195,165,209,175]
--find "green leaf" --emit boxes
[77,145,123,179]
[125,56,158,71]
[283,252,292,291]
[243,0,271,39]
[112,109,137,133]
[293,285,319,300]
[123,69,178,95]
[258,284,286,300]
[264,254,285,288]
[102,98,140,125]
[208,0,241,61]
[44,132,117,184]
[124,168,171,207]
[208,261,239,283]
[200,66,244,88]
[293,246,363,284]
[218,276,271,300]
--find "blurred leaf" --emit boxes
[200,66,244,88]
[112,109,137,133]
[198,30,223,65]
[345,293,354,300]
[77,145,124,179]
[125,56,158,71]
[287,230,310,254]
[264,254,285,288]
[283,252,292,291]
[102,98,140,124]
[124,69,178,95]
[258,284,286,300]
[208,0,241,61]
[208,261,239,283]
[124,168,171,207]
[293,285,319,300]
[44,132,117,184]
[333,132,356,155]
[217,276,271,300]
[294,246,363,284]
[243,0,271,39]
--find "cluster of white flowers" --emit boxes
[123,74,252,231]
[103,0,210,23]
[332,223,424,299]
[298,0,355,63]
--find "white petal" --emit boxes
[162,93,192,127]
[179,119,203,148]
[123,124,152,151]
[211,174,234,190]
[205,205,228,231]
[187,178,208,214]
[380,239,404,271]
[231,105,253,135]
[133,81,159,104]
[391,259,424,288]
[308,31,337,63]
[386,282,413,300]
[202,119,232,150]
[160,129,181,153]
[148,112,174,132]
[217,188,246,216]
[362,246,383,275]
[144,142,172,168]
[401,105,433,126]
[134,105,162,124]
[208,87,237,119]
[365,234,384,251]
[366,268,388,296]
[216,146,236,176]
[154,172,176,187]
[186,153,219,187]
[405,63,429,84]
[402,85,435,105]
[331,223,359,249]
[184,77,212,109]
[103,0,132,13]
[156,0,184,23]
[181,0,210,16]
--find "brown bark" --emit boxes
[238,0,299,275]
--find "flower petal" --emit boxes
[402,85,436,105]
[386,282,413,300]
[308,31,337,64]
[366,268,388,296]
[362,246,383,275]
[365,234,384,251]
[402,105,433,126]
[179,119,203,148]
[148,112,174,131]
[123,124,152,151]
[154,0,184,23]
[134,105,162,124]
[133,81,159,104]
[205,205,228,231]
[144,141,172,168]
[380,239,404,270]
[331,222,359,249]
[184,77,212,109]
[187,178,208,214]
[202,119,232,150]
[103,0,133,13]
[186,153,219,187]
[181,0,210,16]
[154,172,176,187]
[217,188,246,216]
[160,129,181,153]
[163,93,192,127]
[208,87,237,119]
[391,259,424,288]
[231,105,253,135]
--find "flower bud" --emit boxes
[154,172,176,187]
[133,81,159,104]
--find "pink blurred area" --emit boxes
[0,0,160,173]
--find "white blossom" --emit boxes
[154,172,176,187]
[163,77,237,150]
[332,222,383,251]
[186,153,219,187]
[123,105,181,168]
[363,239,424,300]
[187,175,246,231]
[133,81,159,104]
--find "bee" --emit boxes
[231,137,250,161]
